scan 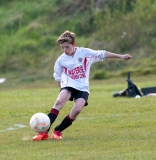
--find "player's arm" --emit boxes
[53,59,62,83]
[58,82,61,88]
[105,51,132,61]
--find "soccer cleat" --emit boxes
[32,132,48,141]
[51,130,62,139]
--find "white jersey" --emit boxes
[53,47,106,93]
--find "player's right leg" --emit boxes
[51,98,86,140]
[32,89,71,141]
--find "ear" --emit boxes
[73,42,76,47]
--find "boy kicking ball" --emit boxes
[32,30,132,141]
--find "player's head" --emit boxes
[57,30,75,45]
[56,31,76,56]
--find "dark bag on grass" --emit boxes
[113,73,143,97]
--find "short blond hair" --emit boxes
[56,30,75,44]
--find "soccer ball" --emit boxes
[30,113,50,133]
[135,95,141,99]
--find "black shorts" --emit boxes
[60,87,89,106]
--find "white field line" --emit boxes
[77,112,140,120]
[0,124,27,133]
[0,113,140,132]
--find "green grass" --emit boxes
[0,76,156,160]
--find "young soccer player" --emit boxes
[32,30,132,140]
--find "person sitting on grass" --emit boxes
[32,30,132,141]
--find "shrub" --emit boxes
[92,70,110,80]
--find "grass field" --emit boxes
[0,76,156,160]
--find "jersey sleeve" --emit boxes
[84,48,106,63]
[53,59,62,82]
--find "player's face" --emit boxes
[60,42,75,56]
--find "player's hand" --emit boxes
[121,54,132,61]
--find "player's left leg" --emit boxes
[51,98,86,139]
[32,89,71,141]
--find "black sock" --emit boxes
[47,108,59,132]
[54,115,74,132]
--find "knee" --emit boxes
[55,98,65,107]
